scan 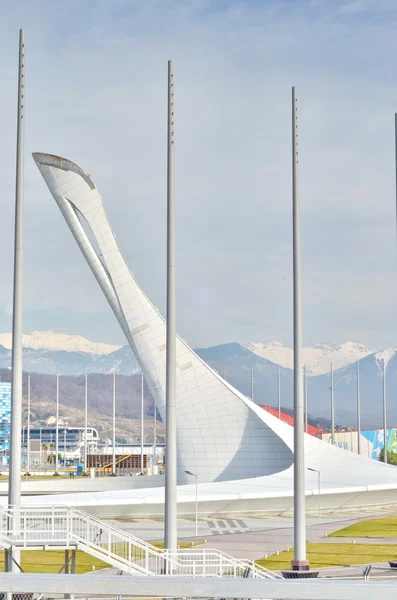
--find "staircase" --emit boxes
[0,505,279,579]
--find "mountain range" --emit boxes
[0,331,395,429]
[244,341,373,375]
[0,331,375,375]
[196,342,397,430]
[0,331,121,356]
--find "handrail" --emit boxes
[0,505,278,579]
[164,549,281,579]
[68,506,163,553]
[0,504,163,576]
[0,505,163,555]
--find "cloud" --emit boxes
[0,0,396,349]
[340,1,366,15]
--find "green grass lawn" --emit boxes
[329,517,397,539]
[256,543,397,570]
[152,540,204,550]
[0,550,107,574]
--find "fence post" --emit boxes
[66,509,70,545]
[363,565,372,580]
[165,549,169,575]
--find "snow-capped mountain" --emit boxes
[244,341,373,375]
[0,331,377,377]
[0,344,139,376]
[0,331,135,376]
[196,342,397,428]
[374,347,397,369]
[0,331,121,356]
[1,331,397,427]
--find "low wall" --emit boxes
[0,474,165,496]
[77,486,397,520]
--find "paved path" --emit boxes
[109,511,397,561]
[109,513,370,541]
[198,517,376,560]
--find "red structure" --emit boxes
[261,405,322,437]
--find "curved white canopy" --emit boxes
[32,152,397,517]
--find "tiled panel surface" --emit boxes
[33,154,294,484]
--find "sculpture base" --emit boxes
[282,561,319,578]
[282,569,319,579]
[388,560,397,568]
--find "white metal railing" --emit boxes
[163,549,281,578]
[0,505,278,579]
[0,505,163,576]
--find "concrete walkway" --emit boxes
[199,517,375,560]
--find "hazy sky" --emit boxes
[0,0,396,350]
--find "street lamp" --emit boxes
[185,470,198,537]
[329,362,335,445]
[307,467,321,524]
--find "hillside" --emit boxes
[2,331,397,430]
[0,369,163,444]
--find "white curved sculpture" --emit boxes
[32,152,397,515]
[32,153,295,485]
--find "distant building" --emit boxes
[319,428,397,460]
[0,383,11,457]
[22,426,99,458]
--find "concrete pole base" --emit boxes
[282,568,319,579]
[292,559,310,570]
[281,560,319,578]
[388,560,397,568]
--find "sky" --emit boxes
[0,0,397,350]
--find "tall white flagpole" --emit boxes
[153,398,157,468]
[27,374,31,473]
[356,360,361,455]
[383,359,387,464]
[304,365,308,433]
[164,59,177,553]
[55,374,59,474]
[291,86,308,572]
[112,373,116,475]
[7,28,25,574]
[141,372,144,474]
[395,113,397,255]
[277,365,281,418]
[330,362,335,445]
[84,373,88,472]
